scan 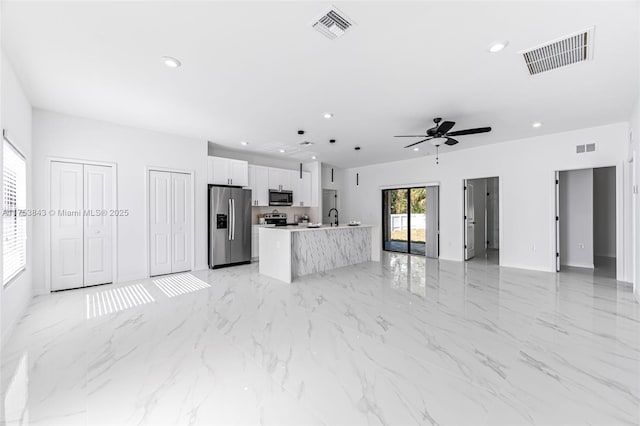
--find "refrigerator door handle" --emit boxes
[228,198,232,241]
[232,198,236,240]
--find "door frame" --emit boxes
[462,176,502,264]
[145,166,196,278]
[46,157,118,293]
[553,163,625,281]
[381,185,436,257]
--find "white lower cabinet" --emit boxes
[251,227,259,259]
[251,225,275,259]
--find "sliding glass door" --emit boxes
[382,186,438,257]
[383,189,410,253]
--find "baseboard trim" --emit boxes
[561,263,595,270]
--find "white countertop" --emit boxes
[252,224,276,228]
[261,224,372,232]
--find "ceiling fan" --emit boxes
[395,117,492,163]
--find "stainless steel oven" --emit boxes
[269,190,293,206]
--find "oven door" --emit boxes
[269,190,293,206]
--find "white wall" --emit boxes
[631,99,640,300]
[560,169,594,268]
[32,110,208,294]
[593,167,616,258]
[341,122,631,277]
[1,53,33,342]
[631,3,640,302]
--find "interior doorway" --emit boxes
[382,186,439,258]
[322,189,338,225]
[464,177,499,264]
[555,166,616,278]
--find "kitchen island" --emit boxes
[259,225,373,283]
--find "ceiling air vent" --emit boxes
[312,7,354,40]
[520,27,595,76]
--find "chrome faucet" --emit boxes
[328,208,339,227]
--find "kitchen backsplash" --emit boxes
[252,206,319,224]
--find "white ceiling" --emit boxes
[2,1,638,168]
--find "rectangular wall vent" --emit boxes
[520,27,595,75]
[312,7,354,40]
[576,143,596,154]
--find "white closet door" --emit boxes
[84,165,113,286]
[149,171,172,276]
[51,162,84,291]
[171,173,192,273]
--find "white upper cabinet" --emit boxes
[292,171,312,207]
[268,168,293,191]
[248,165,269,206]
[208,156,248,187]
[217,158,317,208]
[229,160,248,187]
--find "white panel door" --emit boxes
[51,162,84,291]
[83,165,113,286]
[555,171,561,272]
[171,172,192,273]
[149,170,172,276]
[465,181,476,260]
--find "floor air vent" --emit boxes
[520,27,595,75]
[312,7,354,40]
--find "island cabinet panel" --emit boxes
[258,225,372,283]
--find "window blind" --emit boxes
[3,138,26,285]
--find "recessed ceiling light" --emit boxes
[279,149,285,153]
[240,141,248,146]
[532,122,542,128]
[161,56,182,68]
[323,112,333,119]
[413,147,419,152]
[488,41,508,53]
[311,156,317,160]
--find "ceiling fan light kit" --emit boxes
[395,117,492,164]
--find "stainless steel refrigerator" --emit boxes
[209,185,252,268]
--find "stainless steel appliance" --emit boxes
[264,212,287,226]
[209,185,252,268]
[269,190,293,206]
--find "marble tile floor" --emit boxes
[1,252,639,425]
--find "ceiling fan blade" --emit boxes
[404,139,429,148]
[444,138,459,146]
[447,127,492,136]
[394,135,428,138]
[436,121,455,134]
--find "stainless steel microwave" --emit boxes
[269,190,293,206]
